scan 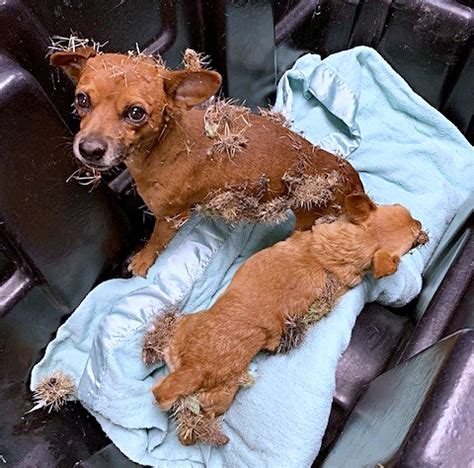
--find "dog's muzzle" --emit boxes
[73,136,125,170]
[78,138,107,162]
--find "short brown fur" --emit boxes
[51,48,364,276]
[150,194,428,444]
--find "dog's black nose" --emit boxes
[78,138,107,162]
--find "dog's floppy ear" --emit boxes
[372,250,400,279]
[50,47,97,82]
[164,70,222,109]
[344,193,376,224]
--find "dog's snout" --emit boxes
[78,138,107,162]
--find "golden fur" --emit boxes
[149,194,428,444]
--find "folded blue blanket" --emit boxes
[31,46,474,467]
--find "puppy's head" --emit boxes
[50,47,221,169]
[344,193,428,279]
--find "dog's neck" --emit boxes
[310,220,377,288]
[125,106,191,182]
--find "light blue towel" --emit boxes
[31,46,473,467]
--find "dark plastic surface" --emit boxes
[0,0,76,128]
[212,0,277,109]
[0,287,109,467]
[314,303,412,464]
[376,1,472,110]
[0,54,128,314]
[323,330,474,467]
[0,229,36,315]
[400,231,473,362]
[76,444,141,468]
[0,1,473,466]
[394,332,474,467]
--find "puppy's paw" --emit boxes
[175,404,230,446]
[152,388,175,412]
[128,245,158,277]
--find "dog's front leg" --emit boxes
[128,215,185,276]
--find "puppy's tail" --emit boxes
[153,367,202,411]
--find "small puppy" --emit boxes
[50,47,364,276]
[149,194,428,444]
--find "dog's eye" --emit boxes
[127,106,147,123]
[75,93,90,109]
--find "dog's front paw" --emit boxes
[128,245,158,277]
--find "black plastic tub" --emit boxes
[0,1,473,466]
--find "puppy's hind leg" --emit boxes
[177,383,241,446]
[198,382,240,417]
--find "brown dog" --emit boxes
[50,47,364,276]
[148,194,428,444]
